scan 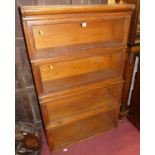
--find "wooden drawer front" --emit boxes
[46,108,117,150]
[32,17,127,51]
[41,55,109,81]
[32,51,125,95]
[41,83,123,127]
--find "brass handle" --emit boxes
[81,22,87,27]
[39,30,44,35]
[49,65,54,70]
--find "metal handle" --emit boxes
[49,65,54,70]
[81,22,87,27]
[39,30,44,35]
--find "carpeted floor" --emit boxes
[41,118,140,155]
